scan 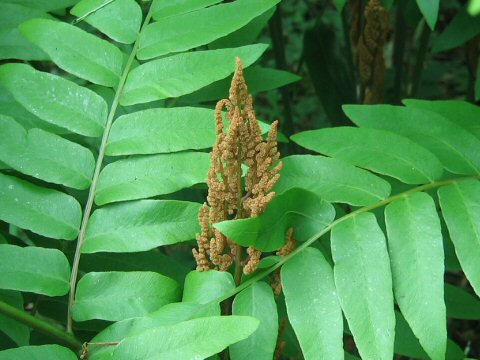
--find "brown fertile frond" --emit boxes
[193,57,282,274]
[276,228,296,257]
[193,204,212,271]
[355,0,389,103]
[243,246,262,274]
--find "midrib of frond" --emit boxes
[66,3,156,333]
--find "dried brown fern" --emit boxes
[352,0,389,104]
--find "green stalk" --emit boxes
[410,20,431,98]
[215,175,480,303]
[67,5,154,333]
[0,300,82,351]
[392,0,407,103]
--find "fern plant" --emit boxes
[0,0,480,360]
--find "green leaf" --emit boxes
[274,155,391,206]
[0,3,52,60]
[107,106,279,155]
[139,0,278,59]
[152,0,222,20]
[71,0,141,44]
[469,0,480,15]
[72,271,180,322]
[106,107,215,155]
[344,104,480,175]
[183,66,300,103]
[385,192,446,360]
[183,270,235,304]
[0,0,77,11]
[81,251,190,285]
[0,63,107,137]
[89,302,219,360]
[209,7,275,49]
[392,310,464,360]
[416,0,439,29]
[120,44,268,106]
[343,309,462,360]
[0,290,29,346]
[95,152,210,205]
[331,212,395,360]
[0,86,66,134]
[432,8,480,53]
[0,115,94,189]
[403,99,480,140]
[215,188,335,251]
[19,18,123,87]
[83,200,201,253]
[438,179,480,297]
[0,173,82,240]
[0,344,77,360]
[113,316,259,360]
[230,282,278,360]
[281,247,344,359]
[0,244,70,296]
[292,127,443,184]
[445,283,480,320]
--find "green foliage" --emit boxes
[415,0,439,30]
[83,200,202,253]
[0,344,77,360]
[138,0,279,59]
[0,115,95,189]
[281,248,343,359]
[230,282,278,360]
[0,63,107,136]
[385,193,446,360]
[332,213,395,360]
[95,152,211,204]
[275,155,391,206]
[0,245,70,296]
[0,174,81,239]
[183,270,235,304]
[0,1,479,359]
[120,44,268,105]
[216,188,335,251]
[72,271,180,321]
[111,316,259,360]
[71,0,142,44]
[432,8,480,53]
[439,180,480,296]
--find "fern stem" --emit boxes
[0,300,82,351]
[67,5,154,333]
[215,175,480,303]
[234,244,243,286]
